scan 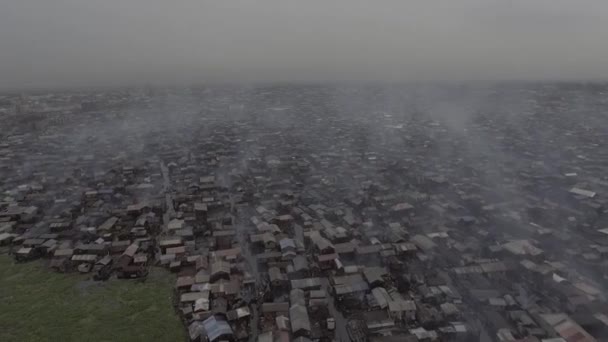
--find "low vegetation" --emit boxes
[0,254,185,342]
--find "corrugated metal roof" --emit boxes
[290,289,306,306]
[290,277,322,290]
[334,282,369,295]
[202,315,233,342]
[289,304,311,333]
[372,287,391,309]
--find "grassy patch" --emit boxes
[0,254,186,342]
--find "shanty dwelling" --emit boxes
[290,278,323,291]
[273,214,294,231]
[93,255,113,280]
[290,303,312,337]
[50,248,74,272]
[210,247,242,263]
[181,291,210,319]
[39,238,58,256]
[316,253,339,271]
[49,221,71,233]
[322,225,351,244]
[126,203,152,217]
[333,241,357,260]
[175,275,195,292]
[363,310,396,334]
[22,238,45,249]
[257,331,273,342]
[394,242,417,257]
[159,237,184,253]
[113,243,147,279]
[15,246,40,262]
[0,205,38,222]
[261,302,290,321]
[194,202,208,222]
[355,244,382,266]
[290,288,306,307]
[75,243,108,256]
[536,313,598,342]
[0,232,16,246]
[201,314,234,342]
[363,266,389,289]
[288,255,310,279]
[308,290,330,321]
[70,254,97,272]
[268,266,288,289]
[211,296,228,317]
[388,300,417,322]
[226,306,251,323]
[308,232,335,255]
[279,238,297,260]
[116,264,148,279]
[210,260,231,283]
[370,287,392,310]
[332,274,370,310]
[49,257,69,272]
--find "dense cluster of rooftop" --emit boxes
[1,84,607,342]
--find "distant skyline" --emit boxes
[1,0,608,89]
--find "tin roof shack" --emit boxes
[159,237,184,254]
[268,266,288,289]
[181,291,210,319]
[115,243,148,279]
[355,244,382,265]
[363,267,389,289]
[194,202,208,223]
[291,278,322,291]
[98,216,118,232]
[196,315,233,342]
[50,247,74,272]
[289,255,310,279]
[250,232,277,251]
[290,303,312,337]
[332,274,369,310]
[261,302,290,322]
[279,238,297,260]
[308,232,335,255]
[501,240,544,259]
[317,253,340,271]
[126,203,153,217]
[210,260,231,283]
[0,205,38,223]
[0,230,17,246]
[93,255,114,280]
[309,289,329,311]
[15,246,41,262]
[70,254,98,272]
[370,287,392,310]
[389,299,417,323]
[322,225,351,244]
[363,310,396,335]
[213,229,236,250]
[74,242,108,256]
[110,240,132,254]
[537,313,597,342]
[210,247,241,263]
[273,214,294,231]
[390,202,414,220]
[49,221,71,233]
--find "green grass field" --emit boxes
[0,254,186,342]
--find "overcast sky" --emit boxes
[1,0,607,89]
